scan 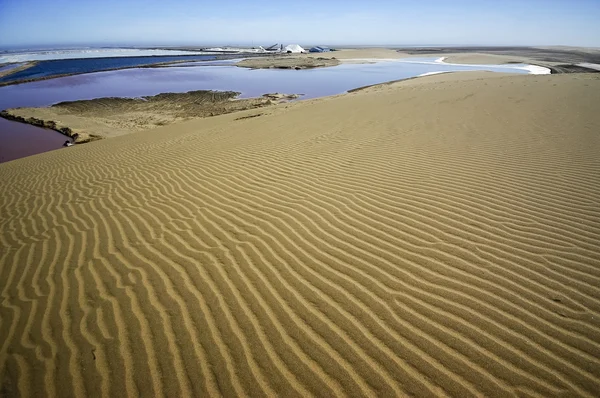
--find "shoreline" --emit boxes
[0,110,102,143]
[346,70,496,93]
[0,62,196,88]
[396,46,600,73]
[434,56,553,74]
[0,68,532,147]
[0,69,515,141]
[0,60,555,143]
[0,50,216,64]
[0,53,267,87]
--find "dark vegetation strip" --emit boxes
[0,110,102,143]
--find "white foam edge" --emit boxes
[418,71,451,77]
[434,57,551,75]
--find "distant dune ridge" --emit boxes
[1,72,600,397]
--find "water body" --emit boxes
[0,55,219,84]
[0,48,211,63]
[0,63,26,73]
[0,58,537,162]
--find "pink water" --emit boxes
[0,118,69,163]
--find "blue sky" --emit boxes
[1,0,599,48]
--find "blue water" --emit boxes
[0,63,26,73]
[0,55,217,84]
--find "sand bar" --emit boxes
[1,91,297,141]
[399,46,600,74]
[236,56,340,69]
[236,48,404,69]
[0,61,38,79]
[1,72,599,396]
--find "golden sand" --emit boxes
[1,72,600,397]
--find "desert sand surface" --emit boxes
[2,91,295,141]
[1,72,600,397]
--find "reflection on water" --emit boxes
[0,58,532,162]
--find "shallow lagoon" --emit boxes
[0,58,534,110]
[0,58,538,162]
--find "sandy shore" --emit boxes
[442,53,531,64]
[1,91,297,141]
[0,61,38,79]
[1,72,600,397]
[437,53,574,72]
[236,56,340,69]
[400,46,600,73]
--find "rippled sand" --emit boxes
[1,72,599,397]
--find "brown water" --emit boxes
[0,118,70,163]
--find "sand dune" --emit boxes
[1,72,600,397]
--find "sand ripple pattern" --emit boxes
[1,74,600,397]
